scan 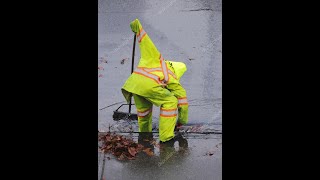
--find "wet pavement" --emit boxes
[98,132,222,180]
[98,0,222,179]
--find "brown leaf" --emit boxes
[154,143,160,148]
[128,147,137,157]
[123,141,129,146]
[106,144,113,150]
[114,151,122,157]
[143,148,154,156]
[130,143,138,148]
[118,153,125,160]
[127,156,135,160]
[115,143,124,148]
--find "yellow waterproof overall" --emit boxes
[121,19,188,142]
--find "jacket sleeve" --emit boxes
[130,19,161,68]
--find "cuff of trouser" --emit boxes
[160,138,175,147]
[177,122,183,127]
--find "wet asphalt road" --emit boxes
[98,132,222,180]
[98,0,222,132]
[98,0,221,179]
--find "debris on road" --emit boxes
[99,132,156,160]
[120,58,129,64]
[204,142,222,156]
[143,148,154,156]
[98,57,108,64]
[98,66,104,70]
[205,152,214,156]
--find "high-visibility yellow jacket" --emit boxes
[121,19,187,106]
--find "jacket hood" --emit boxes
[167,61,187,80]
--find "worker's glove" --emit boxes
[130,19,141,33]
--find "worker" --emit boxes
[121,19,189,143]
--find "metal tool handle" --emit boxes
[128,34,136,114]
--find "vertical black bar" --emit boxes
[131,34,136,74]
[128,34,136,114]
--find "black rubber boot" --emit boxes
[160,137,175,148]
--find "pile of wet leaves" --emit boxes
[99,132,154,160]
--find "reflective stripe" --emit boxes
[178,97,188,105]
[143,67,162,72]
[159,54,169,83]
[133,68,166,85]
[137,28,147,43]
[160,108,177,117]
[137,108,152,117]
[142,67,177,79]
[168,70,177,79]
[159,54,164,61]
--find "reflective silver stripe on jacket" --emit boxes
[160,54,169,83]
[133,68,166,85]
[137,28,146,43]
[143,67,177,79]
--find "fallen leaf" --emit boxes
[128,147,137,156]
[99,133,147,159]
[206,152,214,156]
[143,148,154,156]
[123,141,129,146]
[105,136,111,141]
[127,156,135,160]
[114,151,122,156]
[137,144,144,148]
[106,144,112,150]
[118,153,125,160]
[98,66,104,70]
[154,143,160,148]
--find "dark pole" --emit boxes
[128,34,136,114]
